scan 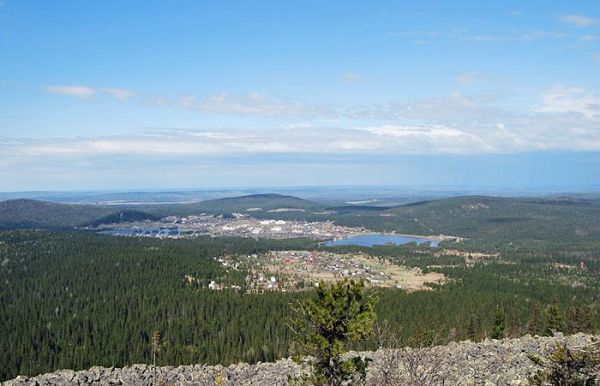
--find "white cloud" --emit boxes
[560,15,596,28]
[403,27,570,45]
[341,87,600,153]
[341,72,362,83]
[19,84,600,157]
[359,124,493,153]
[155,92,337,118]
[46,85,135,100]
[2,109,600,159]
[350,92,506,123]
[46,85,96,98]
[580,35,600,42]
[519,30,567,41]
[99,87,135,100]
[456,73,477,85]
[0,129,377,158]
[471,35,503,43]
[362,125,464,138]
[536,85,600,118]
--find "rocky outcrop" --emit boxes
[5,333,599,386]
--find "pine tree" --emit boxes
[544,298,564,336]
[567,305,594,334]
[491,306,506,339]
[528,341,600,385]
[467,314,478,341]
[289,279,378,386]
[527,304,544,336]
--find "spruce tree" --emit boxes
[527,304,544,336]
[544,299,564,336]
[289,279,378,386]
[467,314,478,341]
[491,306,506,339]
[567,305,594,334]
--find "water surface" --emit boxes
[324,233,440,247]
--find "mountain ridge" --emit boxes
[0,199,113,229]
[2,195,600,247]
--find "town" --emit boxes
[96,213,368,240]
[203,250,446,293]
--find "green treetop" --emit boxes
[290,279,378,386]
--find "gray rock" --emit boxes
[3,334,598,386]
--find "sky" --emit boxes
[0,0,599,192]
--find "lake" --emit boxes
[324,233,440,247]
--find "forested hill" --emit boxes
[157,194,600,248]
[0,194,322,229]
[145,193,325,216]
[0,199,113,229]
[82,210,161,227]
[329,195,600,247]
[2,195,600,247]
[0,200,162,230]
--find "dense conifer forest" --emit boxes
[1,230,598,381]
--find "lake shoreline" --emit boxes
[323,232,448,247]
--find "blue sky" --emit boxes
[0,0,599,191]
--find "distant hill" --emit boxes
[120,194,600,246]
[0,200,158,229]
[148,193,324,216]
[82,210,161,227]
[2,195,600,247]
[325,205,392,213]
[0,199,112,229]
[330,195,600,247]
[0,195,323,229]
